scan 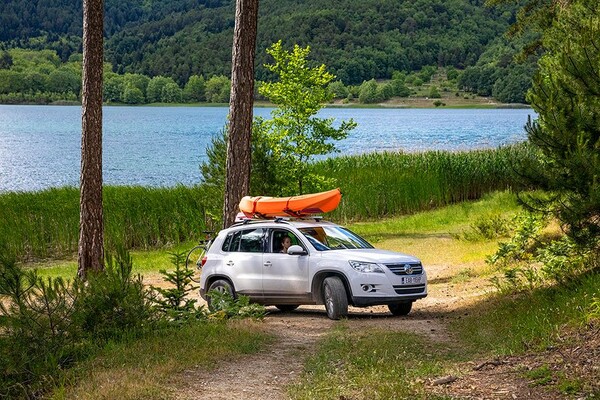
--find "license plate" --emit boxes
[401,276,421,284]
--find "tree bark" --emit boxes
[223,0,259,228]
[78,0,104,279]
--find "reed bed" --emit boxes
[314,143,533,221]
[0,144,534,262]
[0,186,209,262]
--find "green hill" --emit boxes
[1,0,517,85]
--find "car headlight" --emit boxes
[349,260,384,273]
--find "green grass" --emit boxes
[349,191,520,238]
[51,321,272,400]
[30,191,520,280]
[33,242,195,279]
[524,365,554,386]
[288,324,454,400]
[451,271,600,355]
[523,365,585,394]
[288,264,598,400]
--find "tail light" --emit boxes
[201,256,208,267]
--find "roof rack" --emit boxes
[228,214,325,228]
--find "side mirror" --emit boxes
[287,245,307,256]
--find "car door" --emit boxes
[262,228,311,303]
[221,227,265,300]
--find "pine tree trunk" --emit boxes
[78,0,104,279]
[223,0,259,228]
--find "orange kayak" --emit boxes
[239,188,342,218]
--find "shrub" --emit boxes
[487,211,547,268]
[488,209,598,292]
[537,236,589,284]
[461,214,512,241]
[151,252,207,322]
[0,254,81,398]
[429,85,441,98]
[206,291,266,320]
[73,248,156,341]
[0,248,157,398]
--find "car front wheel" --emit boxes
[207,279,235,312]
[323,276,348,320]
[388,302,412,316]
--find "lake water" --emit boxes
[0,105,535,192]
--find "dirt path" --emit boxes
[167,264,471,399]
[173,311,333,400]
[164,264,597,400]
[171,304,453,400]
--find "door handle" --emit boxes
[263,261,272,267]
[226,260,234,267]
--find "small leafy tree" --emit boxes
[122,84,144,104]
[429,85,441,98]
[147,76,175,103]
[205,75,231,103]
[161,82,183,103]
[358,79,381,103]
[258,41,356,194]
[184,74,206,102]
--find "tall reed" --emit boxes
[0,144,534,262]
[0,186,210,262]
[313,143,534,221]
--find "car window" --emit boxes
[222,229,265,252]
[269,229,303,253]
[221,232,233,252]
[239,228,265,253]
[299,226,373,251]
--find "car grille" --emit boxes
[393,284,426,295]
[385,263,423,275]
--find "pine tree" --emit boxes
[522,0,600,249]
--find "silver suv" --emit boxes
[199,218,427,320]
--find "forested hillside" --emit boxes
[1,0,520,85]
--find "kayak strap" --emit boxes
[251,196,262,215]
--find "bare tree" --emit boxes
[78,0,104,279]
[222,0,259,228]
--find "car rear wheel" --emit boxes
[323,276,348,320]
[207,279,235,312]
[275,305,300,312]
[388,302,412,316]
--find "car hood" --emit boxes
[318,248,420,264]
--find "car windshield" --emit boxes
[298,226,374,251]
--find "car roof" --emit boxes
[223,218,339,232]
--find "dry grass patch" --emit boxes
[51,321,272,400]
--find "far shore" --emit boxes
[0,96,531,109]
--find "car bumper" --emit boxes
[351,293,427,307]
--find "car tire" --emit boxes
[388,302,412,316]
[207,279,235,312]
[323,276,348,320]
[275,304,300,312]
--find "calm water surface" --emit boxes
[0,105,535,192]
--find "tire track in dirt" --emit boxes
[168,264,467,399]
[172,311,333,400]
